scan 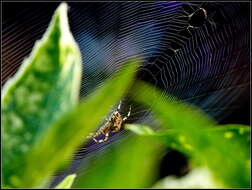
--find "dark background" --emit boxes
[2,1,251,186]
[2,2,250,125]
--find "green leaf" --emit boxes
[1,1,140,187]
[129,81,250,188]
[125,124,156,136]
[125,124,196,154]
[211,124,250,147]
[2,3,82,187]
[153,167,221,188]
[126,124,250,156]
[55,174,76,189]
[14,59,139,188]
[72,134,164,188]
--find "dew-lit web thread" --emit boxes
[50,132,129,188]
[70,1,249,162]
[71,2,184,93]
[1,0,250,158]
[2,2,249,121]
[72,2,250,161]
[135,2,250,121]
[71,3,250,181]
[77,2,193,123]
[69,2,188,159]
[79,2,248,124]
[2,2,250,183]
[1,1,178,174]
[2,3,59,86]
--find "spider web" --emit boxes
[2,1,250,186]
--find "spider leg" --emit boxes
[88,130,102,142]
[123,105,131,121]
[117,100,122,111]
[187,25,195,30]
[198,2,208,9]
[181,3,195,16]
[93,130,103,142]
[98,132,110,143]
[186,25,199,35]
[93,137,98,143]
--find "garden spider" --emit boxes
[168,3,217,53]
[87,101,131,143]
[182,2,217,32]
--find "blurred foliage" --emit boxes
[1,2,250,189]
[55,174,76,189]
[2,3,82,187]
[125,124,250,158]
[153,167,219,188]
[127,81,251,188]
[1,2,139,188]
[73,135,164,188]
[17,58,138,188]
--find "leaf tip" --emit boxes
[55,173,77,189]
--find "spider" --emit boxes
[182,3,217,32]
[87,101,131,143]
[168,3,217,53]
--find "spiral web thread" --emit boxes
[2,2,250,184]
